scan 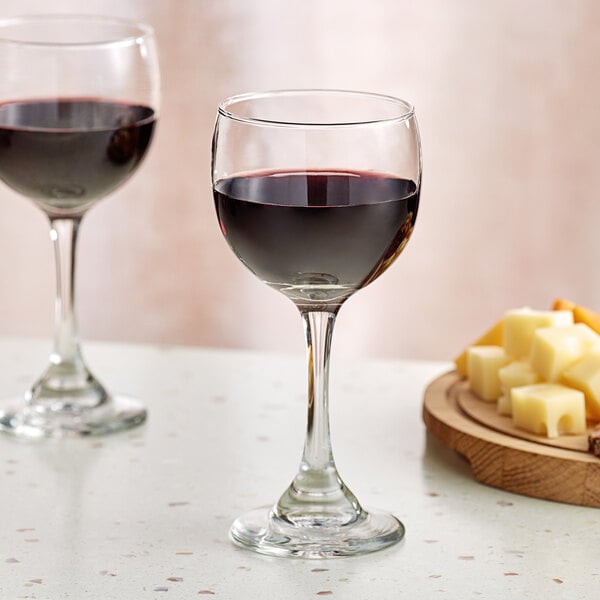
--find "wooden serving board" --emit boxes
[422,371,600,508]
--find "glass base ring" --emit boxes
[230,506,405,558]
[0,395,147,438]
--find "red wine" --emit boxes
[0,98,156,216]
[214,170,419,307]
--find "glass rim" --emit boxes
[217,89,415,128]
[0,14,155,48]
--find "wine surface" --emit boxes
[0,98,156,216]
[214,170,419,307]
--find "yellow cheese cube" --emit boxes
[511,384,586,438]
[504,308,573,359]
[552,298,576,312]
[562,348,600,420]
[454,318,504,378]
[497,361,541,415]
[467,346,510,401]
[531,323,600,382]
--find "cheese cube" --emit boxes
[511,384,586,438]
[497,361,541,415]
[504,308,573,359]
[467,346,510,401]
[454,317,504,378]
[552,298,576,311]
[497,393,512,416]
[562,348,600,420]
[531,323,600,382]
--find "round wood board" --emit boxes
[422,371,600,508]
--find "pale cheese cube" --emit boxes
[467,346,510,401]
[511,384,586,438]
[497,361,541,415]
[562,348,600,420]
[454,317,504,377]
[531,323,600,382]
[503,308,573,359]
[497,393,512,416]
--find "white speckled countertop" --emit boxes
[0,338,597,599]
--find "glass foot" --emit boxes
[0,395,146,438]
[230,505,404,558]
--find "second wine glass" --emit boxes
[212,89,421,557]
[0,15,160,437]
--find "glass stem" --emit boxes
[50,217,82,364]
[302,310,337,472]
[26,217,107,411]
[275,310,362,527]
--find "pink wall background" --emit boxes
[0,0,598,361]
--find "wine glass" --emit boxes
[0,15,160,437]
[212,90,421,557]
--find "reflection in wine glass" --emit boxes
[212,90,421,557]
[0,15,160,437]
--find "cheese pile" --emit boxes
[455,299,600,438]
